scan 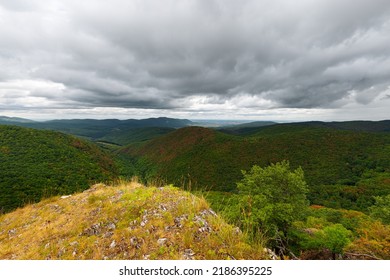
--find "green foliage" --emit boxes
[0,125,118,213]
[202,191,242,225]
[237,161,309,238]
[369,195,390,224]
[302,224,351,259]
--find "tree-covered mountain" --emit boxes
[121,123,390,211]
[0,125,118,213]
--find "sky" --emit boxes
[0,0,390,121]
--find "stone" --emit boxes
[130,237,138,247]
[183,249,195,260]
[107,222,116,230]
[82,223,101,236]
[8,229,16,236]
[140,220,147,227]
[157,238,168,246]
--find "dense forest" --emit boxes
[0,125,117,212]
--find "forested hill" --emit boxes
[122,124,390,210]
[0,125,118,213]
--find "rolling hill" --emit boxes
[0,125,118,213]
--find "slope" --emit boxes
[0,182,267,260]
[121,125,390,209]
[0,125,118,213]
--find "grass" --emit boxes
[0,180,267,260]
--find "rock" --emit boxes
[264,248,278,260]
[198,226,212,233]
[233,227,242,235]
[183,249,195,260]
[157,238,168,246]
[174,215,188,228]
[130,236,139,248]
[140,220,147,227]
[208,209,217,216]
[60,195,72,199]
[103,232,114,238]
[89,208,102,216]
[110,240,116,249]
[199,209,217,217]
[159,204,168,211]
[8,229,16,237]
[107,222,116,231]
[57,248,66,258]
[82,223,102,236]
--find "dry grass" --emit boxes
[0,180,267,260]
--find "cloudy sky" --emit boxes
[1,0,390,121]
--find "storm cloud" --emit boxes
[1,0,390,120]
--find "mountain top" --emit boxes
[0,181,267,260]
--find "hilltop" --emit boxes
[0,181,267,260]
[0,125,117,213]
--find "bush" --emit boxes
[237,161,309,255]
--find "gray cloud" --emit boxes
[1,0,390,120]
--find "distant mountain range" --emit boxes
[0,116,36,124]
[0,116,193,144]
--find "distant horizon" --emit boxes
[1,114,389,124]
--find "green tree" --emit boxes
[237,161,309,253]
[369,195,390,224]
[303,224,351,259]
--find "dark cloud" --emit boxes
[0,0,390,120]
